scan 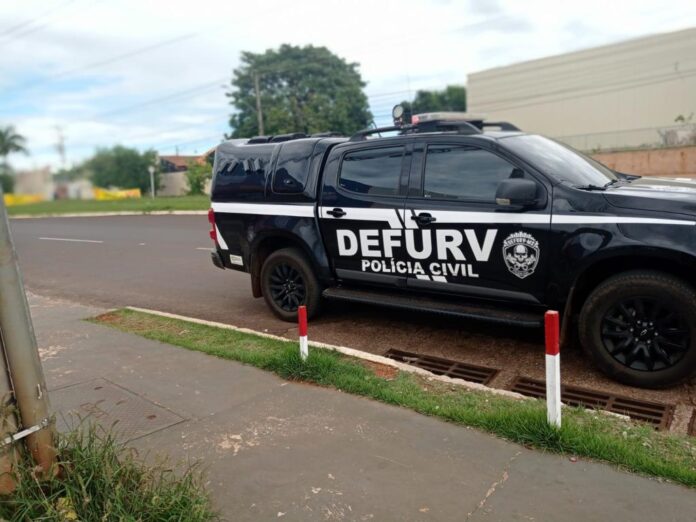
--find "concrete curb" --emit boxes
[10,210,208,219]
[124,305,528,401]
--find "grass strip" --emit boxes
[7,195,209,216]
[0,424,217,521]
[93,309,696,488]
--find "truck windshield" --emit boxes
[502,134,618,188]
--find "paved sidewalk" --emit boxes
[31,294,696,521]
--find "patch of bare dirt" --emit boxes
[93,311,165,333]
[362,360,398,380]
[93,311,122,324]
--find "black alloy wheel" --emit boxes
[268,263,307,312]
[579,270,696,388]
[600,297,689,372]
[260,247,322,322]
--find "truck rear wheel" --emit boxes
[260,247,322,322]
[578,270,696,388]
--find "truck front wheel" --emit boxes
[260,247,322,322]
[578,270,696,388]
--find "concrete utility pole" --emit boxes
[54,125,66,172]
[253,71,265,135]
[0,187,56,480]
[148,165,156,200]
[0,335,20,494]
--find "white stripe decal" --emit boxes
[319,206,402,228]
[215,224,229,249]
[212,202,314,217]
[213,202,696,227]
[414,210,695,226]
[414,210,551,224]
[404,209,418,229]
[552,215,695,226]
[431,275,448,283]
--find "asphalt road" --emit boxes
[11,215,278,332]
[10,215,696,424]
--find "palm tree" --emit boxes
[0,125,27,174]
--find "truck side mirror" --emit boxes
[495,178,538,208]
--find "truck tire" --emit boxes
[578,270,696,388]
[260,247,322,322]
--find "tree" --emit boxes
[227,44,373,138]
[185,160,211,195]
[0,173,13,194]
[0,125,28,176]
[88,146,158,192]
[399,85,467,122]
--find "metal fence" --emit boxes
[554,123,696,153]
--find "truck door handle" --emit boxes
[326,207,346,218]
[412,212,436,225]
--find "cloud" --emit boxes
[467,0,505,16]
[1,0,696,169]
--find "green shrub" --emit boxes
[185,161,212,196]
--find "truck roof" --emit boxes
[215,112,522,153]
[215,129,524,155]
[216,136,345,153]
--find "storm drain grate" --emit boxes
[509,376,674,430]
[688,411,696,438]
[383,349,499,385]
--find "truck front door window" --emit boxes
[424,146,521,202]
[404,141,549,303]
[339,146,404,196]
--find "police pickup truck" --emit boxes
[208,109,696,389]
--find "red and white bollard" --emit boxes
[545,310,562,428]
[298,305,308,361]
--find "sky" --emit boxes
[1,0,695,171]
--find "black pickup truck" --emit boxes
[208,112,696,389]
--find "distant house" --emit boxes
[14,167,54,200]
[157,153,211,196]
[159,155,203,174]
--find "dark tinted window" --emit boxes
[423,145,520,202]
[502,134,617,187]
[211,147,271,201]
[339,146,404,196]
[272,140,314,193]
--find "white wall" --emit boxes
[158,171,189,197]
[157,171,212,196]
[15,167,54,199]
[467,28,696,150]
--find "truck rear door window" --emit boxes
[272,140,314,193]
[423,145,519,202]
[339,146,404,196]
[212,148,270,200]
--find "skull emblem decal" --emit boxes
[503,232,540,279]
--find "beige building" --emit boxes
[467,28,696,151]
[14,167,54,199]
